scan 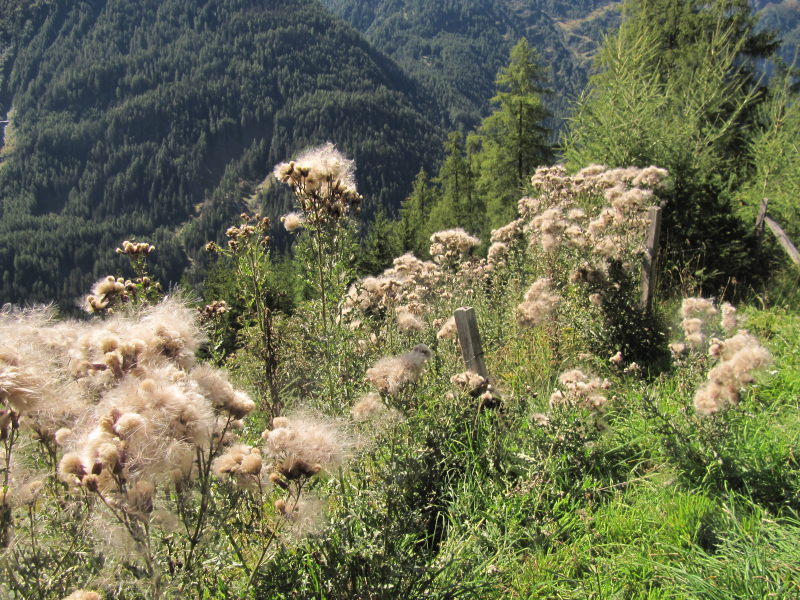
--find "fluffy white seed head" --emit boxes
[365,344,432,395]
[281,212,305,232]
[351,392,386,421]
[517,278,561,329]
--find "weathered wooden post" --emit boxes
[640,206,663,311]
[765,215,800,266]
[755,197,769,238]
[453,307,489,380]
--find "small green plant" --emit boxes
[205,213,283,416]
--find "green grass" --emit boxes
[269,300,800,599]
[5,279,800,598]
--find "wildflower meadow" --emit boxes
[1,144,799,599]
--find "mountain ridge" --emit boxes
[0,0,445,306]
[319,0,621,130]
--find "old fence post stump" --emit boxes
[453,307,489,380]
[755,197,769,238]
[640,206,663,312]
[453,306,500,407]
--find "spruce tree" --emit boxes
[358,207,403,274]
[427,131,479,237]
[397,168,438,258]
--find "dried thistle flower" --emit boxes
[212,444,263,488]
[436,316,457,341]
[429,228,480,266]
[190,365,255,419]
[522,163,665,267]
[396,308,425,333]
[550,369,610,411]
[54,427,73,446]
[197,300,229,323]
[116,240,155,256]
[721,302,738,333]
[675,298,743,353]
[281,212,305,232]
[490,219,524,244]
[450,370,487,394]
[263,415,350,479]
[531,412,550,426]
[693,332,772,415]
[351,392,386,421]
[62,591,102,600]
[344,253,443,317]
[365,344,432,395]
[517,278,560,328]
[57,452,86,485]
[681,297,717,320]
[273,143,362,223]
[487,241,509,268]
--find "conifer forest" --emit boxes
[2,1,800,598]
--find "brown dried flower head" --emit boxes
[273,143,362,223]
[365,344,432,395]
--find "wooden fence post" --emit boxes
[453,307,489,380]
[755,197,769,238]
[640,206,663,311]
[764,215,800,266]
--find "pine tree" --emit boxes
[472,39,552,231]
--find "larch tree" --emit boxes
[472,38,552,231]
[564,0,778,292]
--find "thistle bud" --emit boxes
[82,474,99,492]
[269,472,288,489]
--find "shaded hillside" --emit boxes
[0,0,444,306]
[755,0,800,65]
[320,0,800,134]
[320,0,620,130]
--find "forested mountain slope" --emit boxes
[321,0,800,132]
[755,0,800,65]
[0,0,444,306]
[319,0,621,129]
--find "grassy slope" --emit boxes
[496,305,800,598]
[251,287,800,598]
[3,252,798,598]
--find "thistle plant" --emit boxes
[488,164,670,365]
[274,143,362,403]
[667,297,771,416]
[85,240,161,314]
[364,344,433,414]
[206,213,282,416]
[0,405,19,548]
[206,411,352,594]
[0,294,263,596]
[274,143,361,331]
[341,230,486,356]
